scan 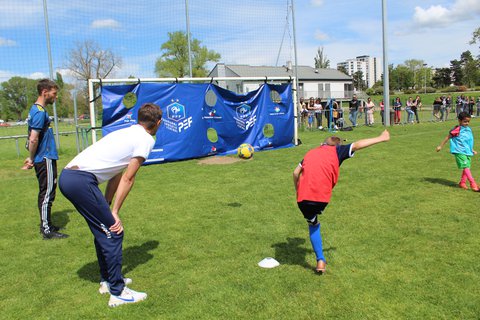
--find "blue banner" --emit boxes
[101,82,294,164]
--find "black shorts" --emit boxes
[297,200,328,221]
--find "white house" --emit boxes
[208,63,353,100]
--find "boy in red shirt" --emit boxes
[293,130,390,273]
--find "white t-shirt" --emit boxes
[66,125,155,183]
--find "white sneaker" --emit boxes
[108,287,147,307]
[99,277,132,294]
[318,126,323,130]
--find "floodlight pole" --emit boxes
[42,0,60,148]
[185,0,193,78]
[381,0,390,127]
[290,0,300,127]
[423,63,427,94]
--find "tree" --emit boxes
[0,77,37,120]
[469,26,480,47]
[432,68,452,88]
[155,31,221,77]
[314,47,330,69]
[404,59,425,89]
[352,71,365,91]
[64,40,122,82]
[450,59,464,85]
[337,65,347,75]
[460,51,480,88]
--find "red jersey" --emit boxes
[296,144,353,203]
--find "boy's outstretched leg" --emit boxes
[308,220,326,274]
[463,168,479,191]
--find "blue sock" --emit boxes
[308,223,325,262]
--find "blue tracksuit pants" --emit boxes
[59,169,124,295]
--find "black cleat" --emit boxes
[42,231,69,240]
[39,225,63,234]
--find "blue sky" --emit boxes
[0,0,479,85]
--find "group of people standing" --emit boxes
[300,97,341,130]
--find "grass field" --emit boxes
[1,120,479,319]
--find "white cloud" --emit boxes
[413,0,480,28]
[310,0,324,7]
[0,70,17,83]
[314,30,329,41]
[91,19,121,29]
[0,1,42,28]
[29,72,47,80]
[0,37,16,47]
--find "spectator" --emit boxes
[307,98,315,130]
[476,97,480,117]
[406,97,415,124]
[299,98,308,127]
[349,94,360,127]
[365,97,375,126]
[445,95,452,121]
[393,97,402,124]
[468,97,475,117]
[412,95,421,123]
[433,97,442,121]
[314,98,323,130]
[380,100,385,125]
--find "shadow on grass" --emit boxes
[227,202,242,207]
[423,177,457,187]
[272,237,336,270]
[77,240,159,283]
[52,209,72,229]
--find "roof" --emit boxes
[209,64,352,81]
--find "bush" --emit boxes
[403,89,416,94]
[441,86,460,93]
[458,85,468,92]
[419,87,436,94]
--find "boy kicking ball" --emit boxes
[293,130,390,274]
[436,111,479,191]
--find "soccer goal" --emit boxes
[87,77,298,164]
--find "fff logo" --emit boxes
[236,104,251,119]
[167,102,186,122]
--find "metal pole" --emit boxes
[42,0,60,149]
[72,90,80,154]
[290,0,300,114]
[185,0,193,78]
[382,0,390,127]
[423,63,427,94]
[88,79,97,143]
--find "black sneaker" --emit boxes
[39,225,62,234]
[42,231,69,240]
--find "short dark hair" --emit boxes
[37,79,58,95]
[138,103,163,130]
[458,111,471,121]
[323,136,342,146]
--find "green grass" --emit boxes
[1,121,480,319]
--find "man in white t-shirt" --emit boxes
[59,103,162,307]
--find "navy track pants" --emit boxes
[59,169,125,295]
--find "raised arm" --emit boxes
[351,130,390,152]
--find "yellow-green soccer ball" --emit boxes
[237,143,254,159]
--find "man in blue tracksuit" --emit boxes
[24,79,68,239]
